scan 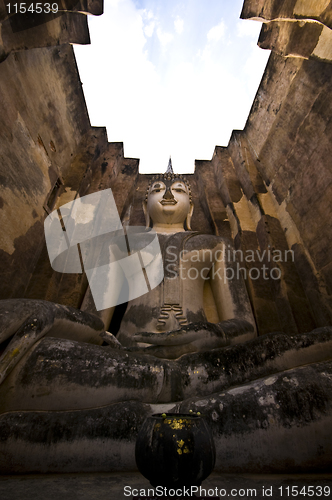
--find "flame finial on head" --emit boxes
[165,156,173,175]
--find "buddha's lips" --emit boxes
[160,199,177,205]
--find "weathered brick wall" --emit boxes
[0,44,91,299]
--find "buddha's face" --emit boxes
[147,179,191,226]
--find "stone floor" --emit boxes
[1,472,332,500]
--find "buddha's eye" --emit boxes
[151,183,165,194]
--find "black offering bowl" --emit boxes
[135,412,216,490]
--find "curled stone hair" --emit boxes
[144,173,193,203]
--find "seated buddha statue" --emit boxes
[115,171,257,359]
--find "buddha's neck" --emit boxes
[152,223,186,234]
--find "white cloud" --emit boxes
[144,21,155,37]
[108,0,120,6]
[145,9,154,20]
[207,19,226,43]
[142,9,155,37]
[157,27,174,46]
[236,19,262,38]
[243,41,270,96]
[174,15,184,34]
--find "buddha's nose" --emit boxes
[163,187,175,200]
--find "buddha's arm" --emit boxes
[209,248,257,345]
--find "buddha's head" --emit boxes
[143,173,194,232]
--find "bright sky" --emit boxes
[74,0,270,173]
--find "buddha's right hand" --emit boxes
[133,319,256,359]
[134,321,226,347]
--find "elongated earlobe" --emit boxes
[143,201,150,229]
[185,203,194,230]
